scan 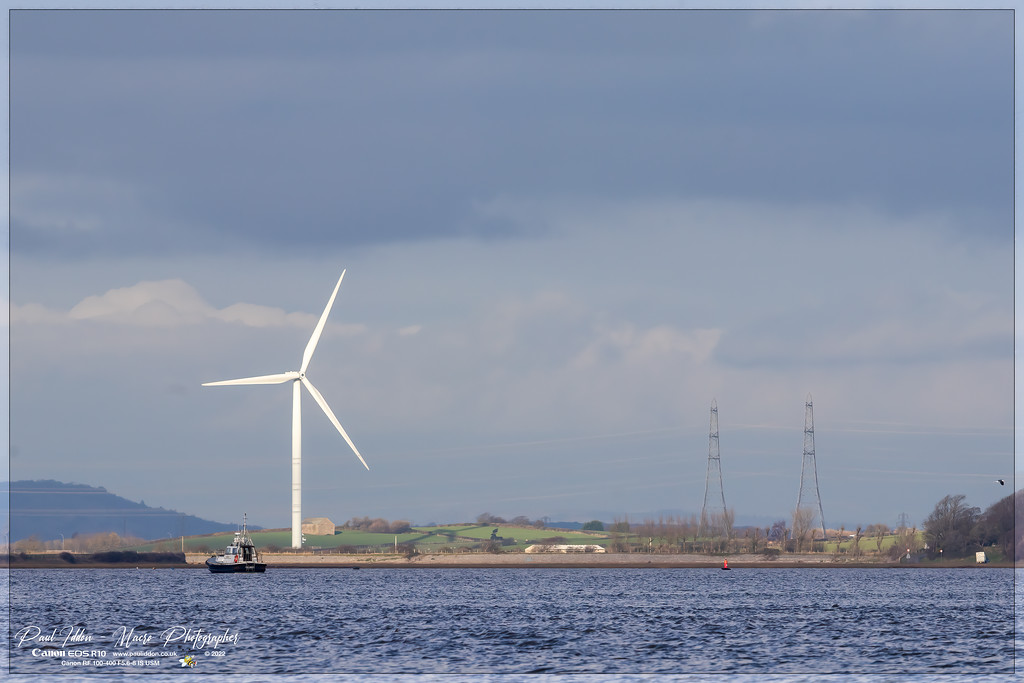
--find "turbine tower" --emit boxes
[203,270,368,549]
[795,394,826,540]
[699,399,727,537]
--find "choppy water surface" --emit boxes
[7,567,1015,675]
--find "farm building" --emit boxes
[525,544,606,554]
[301,517,336,535]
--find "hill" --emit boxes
[3,480,249,542]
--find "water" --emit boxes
[6,567,1016,676]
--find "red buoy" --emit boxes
[722,559,730,570]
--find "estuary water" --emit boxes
[5,567,1016,677]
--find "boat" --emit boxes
[206,514,266,573]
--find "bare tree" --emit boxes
[866,523,888,553]
[367,518,391,533]
[889,524,921,560]
[389,520,412,534]
[610,516,632,552]
[683,514,700,553]
[976,493,1014,560]
[791,508,815,552]
[747,527,763,554]
[343,516,370,530]
[13,535,43,553]
[720,508,735,545]
[923,494,980,558]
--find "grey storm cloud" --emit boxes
[10,9,1012,259]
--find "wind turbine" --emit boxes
[203,270,368,549]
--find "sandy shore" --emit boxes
[177,551,1000,569]
[6,551,1006,569]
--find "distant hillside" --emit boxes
[3,480,253,542]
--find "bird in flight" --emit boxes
[996,479,1005,486]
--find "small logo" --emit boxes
[179,655,197,668]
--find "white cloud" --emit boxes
[215,302,315,329]
[12,278,365,335]
[571,324,722,370]
[69,280,209,325]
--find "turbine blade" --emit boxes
[203,372,300,386]
[301,376,369,470]
[300,270,346,375]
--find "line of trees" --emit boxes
[340,517,412,534]
[12,532,147,553]
[476,512,546,528]
[922,491,1017,561]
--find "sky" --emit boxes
[6,8,1015,533]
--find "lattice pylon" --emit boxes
[794,394,827,540]
[699,399,727,537]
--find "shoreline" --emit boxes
[4,551,1014,569]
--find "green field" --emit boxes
[447,525,606,544]
[822,532,924,555]
[422,524,480,533]
[134,524,610,554]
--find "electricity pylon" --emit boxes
[795,394,827,540]
[699,399,727,537]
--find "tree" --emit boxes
[367,518,390,533]
[582,520,605,531]
[711,509,735,547]
[388,520,412,534]
[791,508,816,552]
[747,527,762,554]
[976,492,1014,559]
[1016,490,1024,562]
[14,535,43,553]
[476,512,506,525]
[866,523,888,553]
[609,519,631,534]
[923,494,980,558]
[609,517,632,552]
[888,525,921,561]
[343,516,370,530]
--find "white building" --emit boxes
[525,544,606,554]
